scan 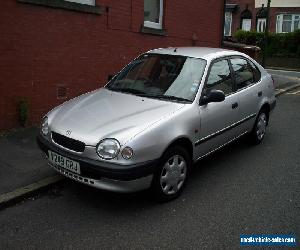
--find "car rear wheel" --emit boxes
[249,110,268,144]
[151,146,191,202]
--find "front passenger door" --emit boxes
[195,59,241,158]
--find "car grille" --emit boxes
[51,132,85,152]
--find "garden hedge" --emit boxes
[233,29,300,57]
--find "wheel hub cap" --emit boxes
[160,155,187,195]
[256,113,267,140]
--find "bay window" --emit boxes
[276,14,300,33]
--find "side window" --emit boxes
[248,60,261,82]
[206,59,233,95]
[230,57,254,90]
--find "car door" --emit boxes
[195,58,242,158]
[229,57,261,133]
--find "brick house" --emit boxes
[0,0,225,131]
[224,0,300,36]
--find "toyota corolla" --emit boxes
[37,47,276,201]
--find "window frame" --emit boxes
[144,0,164,30]
[65,0,95,5]
[201,57,235,101]
[228,56,262,92]
[200,55,262,104]
[276,14,300,33]
[241,18,252,31]
[17,0,102,15]
[257,18,266,32]
[224,11,233,36]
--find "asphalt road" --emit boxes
[267,69,300,79]
[267,69,300,91]
[0,90,299,250]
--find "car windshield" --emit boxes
[106,53,206,103]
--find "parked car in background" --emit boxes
[37,47,276,201]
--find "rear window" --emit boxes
[248,59,261,82]
[230,57,255,90]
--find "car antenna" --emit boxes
[174,48,177,52]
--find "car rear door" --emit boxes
[228,56,262,134]
[195,58,242,158]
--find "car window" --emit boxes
[230,57,254,90]
[248,59,261,82]
[106,54,206,102]
[206,59,233,95]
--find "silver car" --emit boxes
[37,47,276,201]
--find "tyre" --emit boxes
[249,109,268,145]
[151,145,191,202]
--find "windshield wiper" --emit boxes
[151,95,192,103]
[107,87,192,103]
[107,87,147,95]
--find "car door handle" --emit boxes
[232,102,238,109]
[258,91,262,97]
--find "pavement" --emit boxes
[0,68,299,209]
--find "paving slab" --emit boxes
[0,128,56,195]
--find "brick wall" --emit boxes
[227,0,255,32]
[0,0,224,130]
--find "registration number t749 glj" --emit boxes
[48,150,81,174]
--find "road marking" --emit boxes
[286,89,300,95]
[275,83,300,97]
[267,69,300,78]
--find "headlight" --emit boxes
[41,117,49,136]
[96,139,120,160]
[121,147,133,160]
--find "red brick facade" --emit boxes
[227,0,255,33]
[0,0,224,130]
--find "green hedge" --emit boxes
[233,29,300,57]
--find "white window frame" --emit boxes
[242,19,252,31]
[64,0,95,6]
[257,18,266,32]
[276,14,300,33]
[144,0,164,29]
[224,11,232,36]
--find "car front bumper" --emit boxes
[37,135,158,193]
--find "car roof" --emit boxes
[147,47,245,61]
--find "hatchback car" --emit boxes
[37,47,276,201]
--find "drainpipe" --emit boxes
[221,0,226,47]
[262,0,271,67]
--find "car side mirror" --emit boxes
[200,89,225,106]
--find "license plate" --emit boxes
[48,150,81,174]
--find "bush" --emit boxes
[233,29,300,57]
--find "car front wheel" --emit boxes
[151,146,191,202]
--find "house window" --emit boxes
[224,11,232,36]
[144,0,163,29]
[242,19,252,31]
[65,0,95,5]
[257,18,266,32]
[276,14,300,33]
[240,8,252,31]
